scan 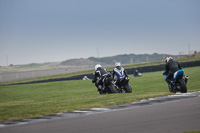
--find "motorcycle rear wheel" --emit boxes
[178,79,187,93]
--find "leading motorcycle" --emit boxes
[163,70,188,93]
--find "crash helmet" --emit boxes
[95,64,102,71]
[115,62,121,67]
[115,62,121,70]
[165,57,173,63]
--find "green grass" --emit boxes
[18,63,50,69]
[0,66,200,123]
[184,131,200,133]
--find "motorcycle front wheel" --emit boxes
[107,85,117,93]
[124,85,132,93]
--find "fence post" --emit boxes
[16,73,19,80]
[32,71,35,78]
[49,70,52,75]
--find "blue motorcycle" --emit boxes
[163,69,188,93]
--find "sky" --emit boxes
[0,0,200,66]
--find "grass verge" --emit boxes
[184,131,200,133]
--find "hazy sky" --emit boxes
[0,0,200,66]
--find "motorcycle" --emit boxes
[163,70,188,93]
[115,77,132,93]
[98,74,118,94]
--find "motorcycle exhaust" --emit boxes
[184,75,189,84]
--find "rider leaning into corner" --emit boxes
[112,62,128,86]
[92,64,108,92]
[163,57,183,90]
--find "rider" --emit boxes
[112,62,128,86]
[163,57,183,89]
[92,64,109,91]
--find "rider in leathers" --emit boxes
[163,57,182,85]
[112,62,128,86]
[92,64,109,91]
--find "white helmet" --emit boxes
[95,64,102,71]
[165,57,173,62]
[115,62,121,67]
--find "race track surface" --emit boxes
[0,92,200,133]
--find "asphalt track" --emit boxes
[0,92,200,133]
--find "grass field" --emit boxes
[0,66,200,123]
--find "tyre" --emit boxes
[107,85,117,93]
[98,90,104,94]
[124,85,132,93]
[168,84,173,92]
[178,79,187,93]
